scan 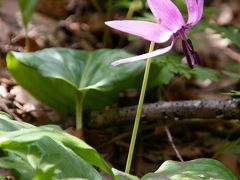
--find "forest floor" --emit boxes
[0,0,240,178]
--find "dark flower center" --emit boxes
[174,27,202,69]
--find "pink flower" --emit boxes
[105,0,204,68]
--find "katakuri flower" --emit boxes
[105,0,204,68]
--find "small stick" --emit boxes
[164,125,184,162]
[88,99,240,128]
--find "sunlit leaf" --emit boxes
[32,165,56,180]
[0,137,101,179]
[7,48,146,112]
[142,158,237,180]
[0,156,35,180]
[112,168,140,180]
[17,0,38,27]
[7,49,220,114]
[0,112,34,131]
[0,114,113,177]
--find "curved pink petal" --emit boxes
[147,0,185,32]
[197,0,204,22]
[187,0,204,25]
[112,40,174,66]
[105,20,173,43]
[186,0,198,24]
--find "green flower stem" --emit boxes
[117,0,138,47]
[90,0,102,13]
[125,41,155,173]
[24,27,30,52]
[76,92,86,130]
[103,0,112,47]
[126,0,138,19]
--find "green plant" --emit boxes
[7,48,218,130]
[0,112,236,179]
[0,112,114,179]
[17,0,38,51]
[7,48,148,129]
[5,1,239,178]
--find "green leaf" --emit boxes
[0,112,34,131]
[187,21,240,48]
[150,54,186,85]
[223,71,240,79]
[7,48,146,112]
[112,168,140,180]
[224,63,240,71]
[222,63,240,79]
[33,165,56,180]
[0,115,113,177]
[227,90,240,96]
[1,137,102,179]
[191,66,219,81]
[32,137,102,179]
[0,156,35,180]
[7,49,220,113]
[142,158,237,180]
[17,0,38,27]
[150,54,219,85]
[209,25,240,48]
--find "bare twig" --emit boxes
[88,99,240,128]
[164,125,184,162]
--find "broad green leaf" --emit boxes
[1,137,101,179]
[32,137,101,179]
[0,112,34,131]
[17,0,38,27]
[7,48,146,112]
[112,168,140,180]
[33,165,56,180]
[142,158,237,180]
[7,48,219,115]
[0,115,113,177]
[7,48,219,114]
[0,156,35,180]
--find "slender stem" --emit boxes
[164,125,184,162]
[125,41,155,173]
[76,92,86,130]
[24,26,30,52]
[126,0,138,19]
[103,0,112,47]
[90,0,102,13]
[117,0,138,47]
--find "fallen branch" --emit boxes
[88,99,240,128]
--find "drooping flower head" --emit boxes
[105,0,204,68]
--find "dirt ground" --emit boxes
[0,0,240,178]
